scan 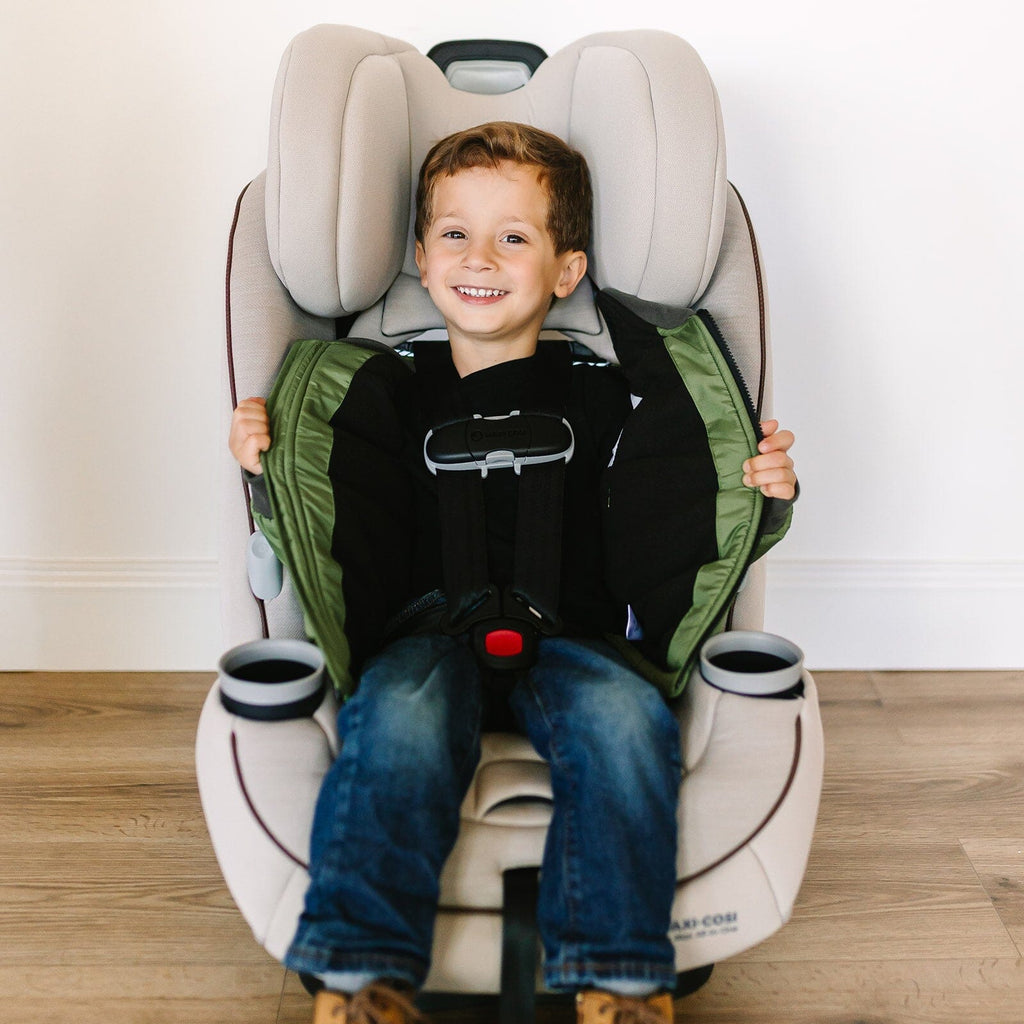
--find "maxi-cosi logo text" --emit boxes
[471,426,529,443]
[669,911,739,943]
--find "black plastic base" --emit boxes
[500,867,540,1023]
[674,962,715,997]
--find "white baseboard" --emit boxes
[0,558,222,671]
[764,559,1024,670]
[2,557,1021,672]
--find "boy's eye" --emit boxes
[441,230,466,240]
[501,233,526,244]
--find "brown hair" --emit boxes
[414,121,592,254]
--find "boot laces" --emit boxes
[345,982,427,1024]
[596,994,669,1024]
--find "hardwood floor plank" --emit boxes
[0,964,285,1024]
[785,837,1018,960]
[0,778,210,842]
[0,903,273,966]
[805,838,992,884]
[0,672,214,781]
[278,981,312,1024]
[870,671,1024,702]
[961,838,1024,957]
[870,671,1024,747]
[0,963,284,998]
[814,751,1024,842]
[738,887,1017,961]
[811,671,882,702]
[3,995,281,1024]
[813,671,898,749]
[0,841,269,966]
[817,739,1024,775]
[677,958,1024,1023]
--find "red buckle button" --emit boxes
[484,629,524,658]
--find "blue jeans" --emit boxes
[285,633,681,993]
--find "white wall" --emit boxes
[2,0,1020,671]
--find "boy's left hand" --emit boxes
[742,420,797,500]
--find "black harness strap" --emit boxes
[511,459,565,626]
[435,468,491,626]
[431,419,570,671]
[414,341,573,672]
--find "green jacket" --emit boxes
[254,290,792,698]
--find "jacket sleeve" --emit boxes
[244,469,273,520]
[753,480,799,561]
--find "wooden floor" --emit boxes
[1,669,1022,1023]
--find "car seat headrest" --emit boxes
[266,25,727,324]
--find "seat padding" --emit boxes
[199,669,816,912]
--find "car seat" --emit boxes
[195,24,824,1020]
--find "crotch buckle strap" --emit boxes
[442,583,562,672]
[424,411,574,477]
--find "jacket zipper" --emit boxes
[695,309,764,443]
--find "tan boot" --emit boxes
[576,988,675,1024]
[312,981,428,1024]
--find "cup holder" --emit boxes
[699,630,804,699]
[218,638,326,720]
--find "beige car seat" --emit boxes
[195,24,823,1020]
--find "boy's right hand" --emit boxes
[229,397,271,475]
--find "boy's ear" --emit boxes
[415,240,427,286]
[553,250,588,299]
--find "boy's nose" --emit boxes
[462,240,497,270]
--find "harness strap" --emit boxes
[435,468,490,626]
[511,459,565,626]
[414,340,574,671]
[432,421,570,671]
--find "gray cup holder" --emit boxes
[218,638,326,720]
[699,630,804,698]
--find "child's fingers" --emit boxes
[745,425,797,499]
[245,431,272,455]
[234,397,267,417]
[743,450,792,475]
[229,412,265,446]
[743,467,796,500]
[232,431,271,475]
[756,478,796,499]
[743,450,796,499]
[242,436,270,475]
[234,397,268,424]
[234,412,270,437]
[229,397,271,474]
[757,426,794,455]
[744,463,793,485]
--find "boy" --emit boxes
[230,122,796,1024]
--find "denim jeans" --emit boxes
[285,633,681,994]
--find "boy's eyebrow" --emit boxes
[433,211,540,228]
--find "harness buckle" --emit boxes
[424,411,574,477]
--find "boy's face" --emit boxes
[415,162,587,371]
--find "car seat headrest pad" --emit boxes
[266,25,727,322]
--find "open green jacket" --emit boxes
[253,291,793,699]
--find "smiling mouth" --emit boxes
[455,286,508,298]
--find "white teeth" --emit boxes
[457,286,505,297]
